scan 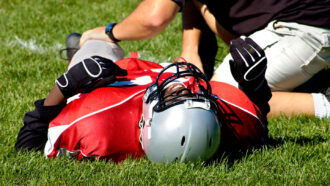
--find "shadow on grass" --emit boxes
[208,134,328,167]
[265,135,327,147]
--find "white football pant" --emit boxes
[68,40,125,70]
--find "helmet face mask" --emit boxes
[140,62,221,163]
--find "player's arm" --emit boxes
[181,0,236,77]
[15,56,128,151]
[229,37,272,119]
[80,0,181,46]
[192,0,237,45]
[15,98,66,151]
[16,85,66,151]
[180,0,204,72]
[44,85,66,106]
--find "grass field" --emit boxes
[0,0,329,185]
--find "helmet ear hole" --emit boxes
[209,138,212,147]
[181,136,186,146]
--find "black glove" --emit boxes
[56,56,127,98]
[229,37,267,89]
[230,37,271,121]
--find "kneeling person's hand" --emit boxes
[56,56,127,98]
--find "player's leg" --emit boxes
[211,54,238,86]
[60,32,125,69]
[251,22,330,118]
[268,91,330,118]
[268,92,314,117]
[255,21,330,91]
[212,21,330,118]
[213,21,330,91]
[68,40,125,69]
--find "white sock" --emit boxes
[312,93,330,118]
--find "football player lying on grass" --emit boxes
[15,37,271,163]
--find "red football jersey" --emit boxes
[44,55,266,162]
[211,81,266,148]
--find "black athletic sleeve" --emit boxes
[239,79,272,124]
[15,99,66,152]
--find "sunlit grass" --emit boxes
[0,0,329,185]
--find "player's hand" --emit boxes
[80,26,114,47]
[56,56,127,98]
[229,37,267,88]
[179,51,204,74]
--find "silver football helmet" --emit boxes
[140,62,221,163]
